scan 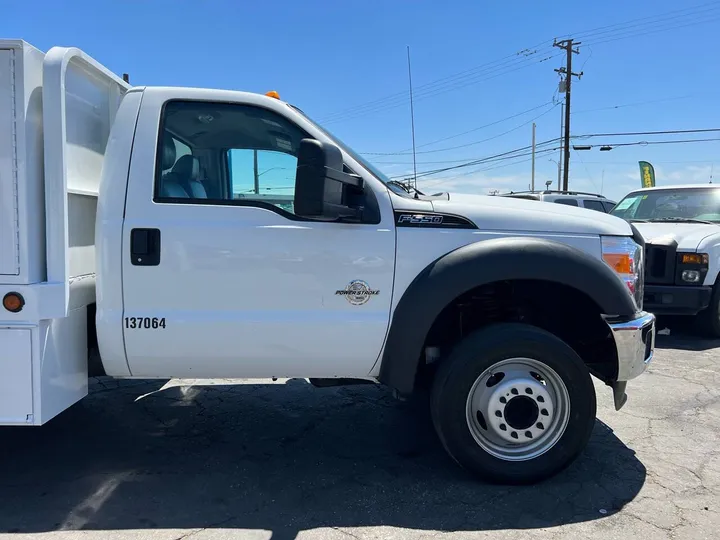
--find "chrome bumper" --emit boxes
[607,311,656,410]
[609,311,656,381]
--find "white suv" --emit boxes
[500,190,617,213]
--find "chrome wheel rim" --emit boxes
[465,357,571,461]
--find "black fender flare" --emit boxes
[378,236,637,394]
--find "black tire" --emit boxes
[696,280,720,337]
[430,323,596,485]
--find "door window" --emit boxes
[155,100,308,216]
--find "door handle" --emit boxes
[130,228,161,266]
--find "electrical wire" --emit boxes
[363,101,555,156]
[562,1,720,42]
[582,15,720,47]
[572,148,599,191]
[574,128,720,138]
[321,53,560,125]
[416,150,558,191]
[374,103,561,157]
[574,137,720,149]
[318,39,556,123]
[573,96,697,114]
[388,142,560,180]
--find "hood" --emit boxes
[429,192,633,236]
[632,222,720,251]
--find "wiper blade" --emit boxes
[387,180,426,199]
[648,217,716,224]
[629,218,650,222]
[387,180,412,194]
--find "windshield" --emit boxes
[610,188,720,223]
[288,104,393,185]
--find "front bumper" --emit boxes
[643,285,712,315]
[607,311,656,410]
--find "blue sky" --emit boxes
[4,0,719,202]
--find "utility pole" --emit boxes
[554,39,582,191]
[558,103,564,190]
[531,122,536,191]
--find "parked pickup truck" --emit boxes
[0,40,655,485]
[611,184,720,335]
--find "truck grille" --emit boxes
[644,244,676,284]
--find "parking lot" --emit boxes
[1,326,719,540]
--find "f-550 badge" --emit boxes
[335,280,379,306]
[397,214,444,225]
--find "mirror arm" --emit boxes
[324,167,364,188]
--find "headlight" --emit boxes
[601,236,643,310]
[677,252,709,285]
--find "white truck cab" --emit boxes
[611,184,720,335]
[0,40,655,485]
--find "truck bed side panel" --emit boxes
[0,49,20,276]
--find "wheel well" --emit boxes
[418,279,618,387]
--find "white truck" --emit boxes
[0,40,655,485]
[610,184,720,335]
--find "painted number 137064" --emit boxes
[124,317,166,329]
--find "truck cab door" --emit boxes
[120,90,397,379]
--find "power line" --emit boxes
[559,1,720,42]
[318,2,720,129]
[363,101,555,155]
[574,128,720,138]
[417,150,559,191]
[573,95,697,114]
[318,39,556,123]
[389,140,560,180]
[321,53,560,125]
[583,15,720,47]
[374,103,561,157]
[573,137,720,150]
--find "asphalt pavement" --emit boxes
[1,326,719,539]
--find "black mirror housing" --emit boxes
[294,139,364,220]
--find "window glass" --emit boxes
[611,188,720,222]
[601,201,616,212]
[229,149,297,213]
[583,199,606,212]
[155,100,308,215]
[554,198,579,207]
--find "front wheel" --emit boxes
[430,323,596,484]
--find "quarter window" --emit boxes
[554,198,579,207]
[583,199,606,212]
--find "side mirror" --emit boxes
[294,139,364,221]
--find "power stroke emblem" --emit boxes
[335,280,380,306]
[397,214,444,225]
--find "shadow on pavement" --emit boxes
[653,315,720,351]
[0,378,646,538]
